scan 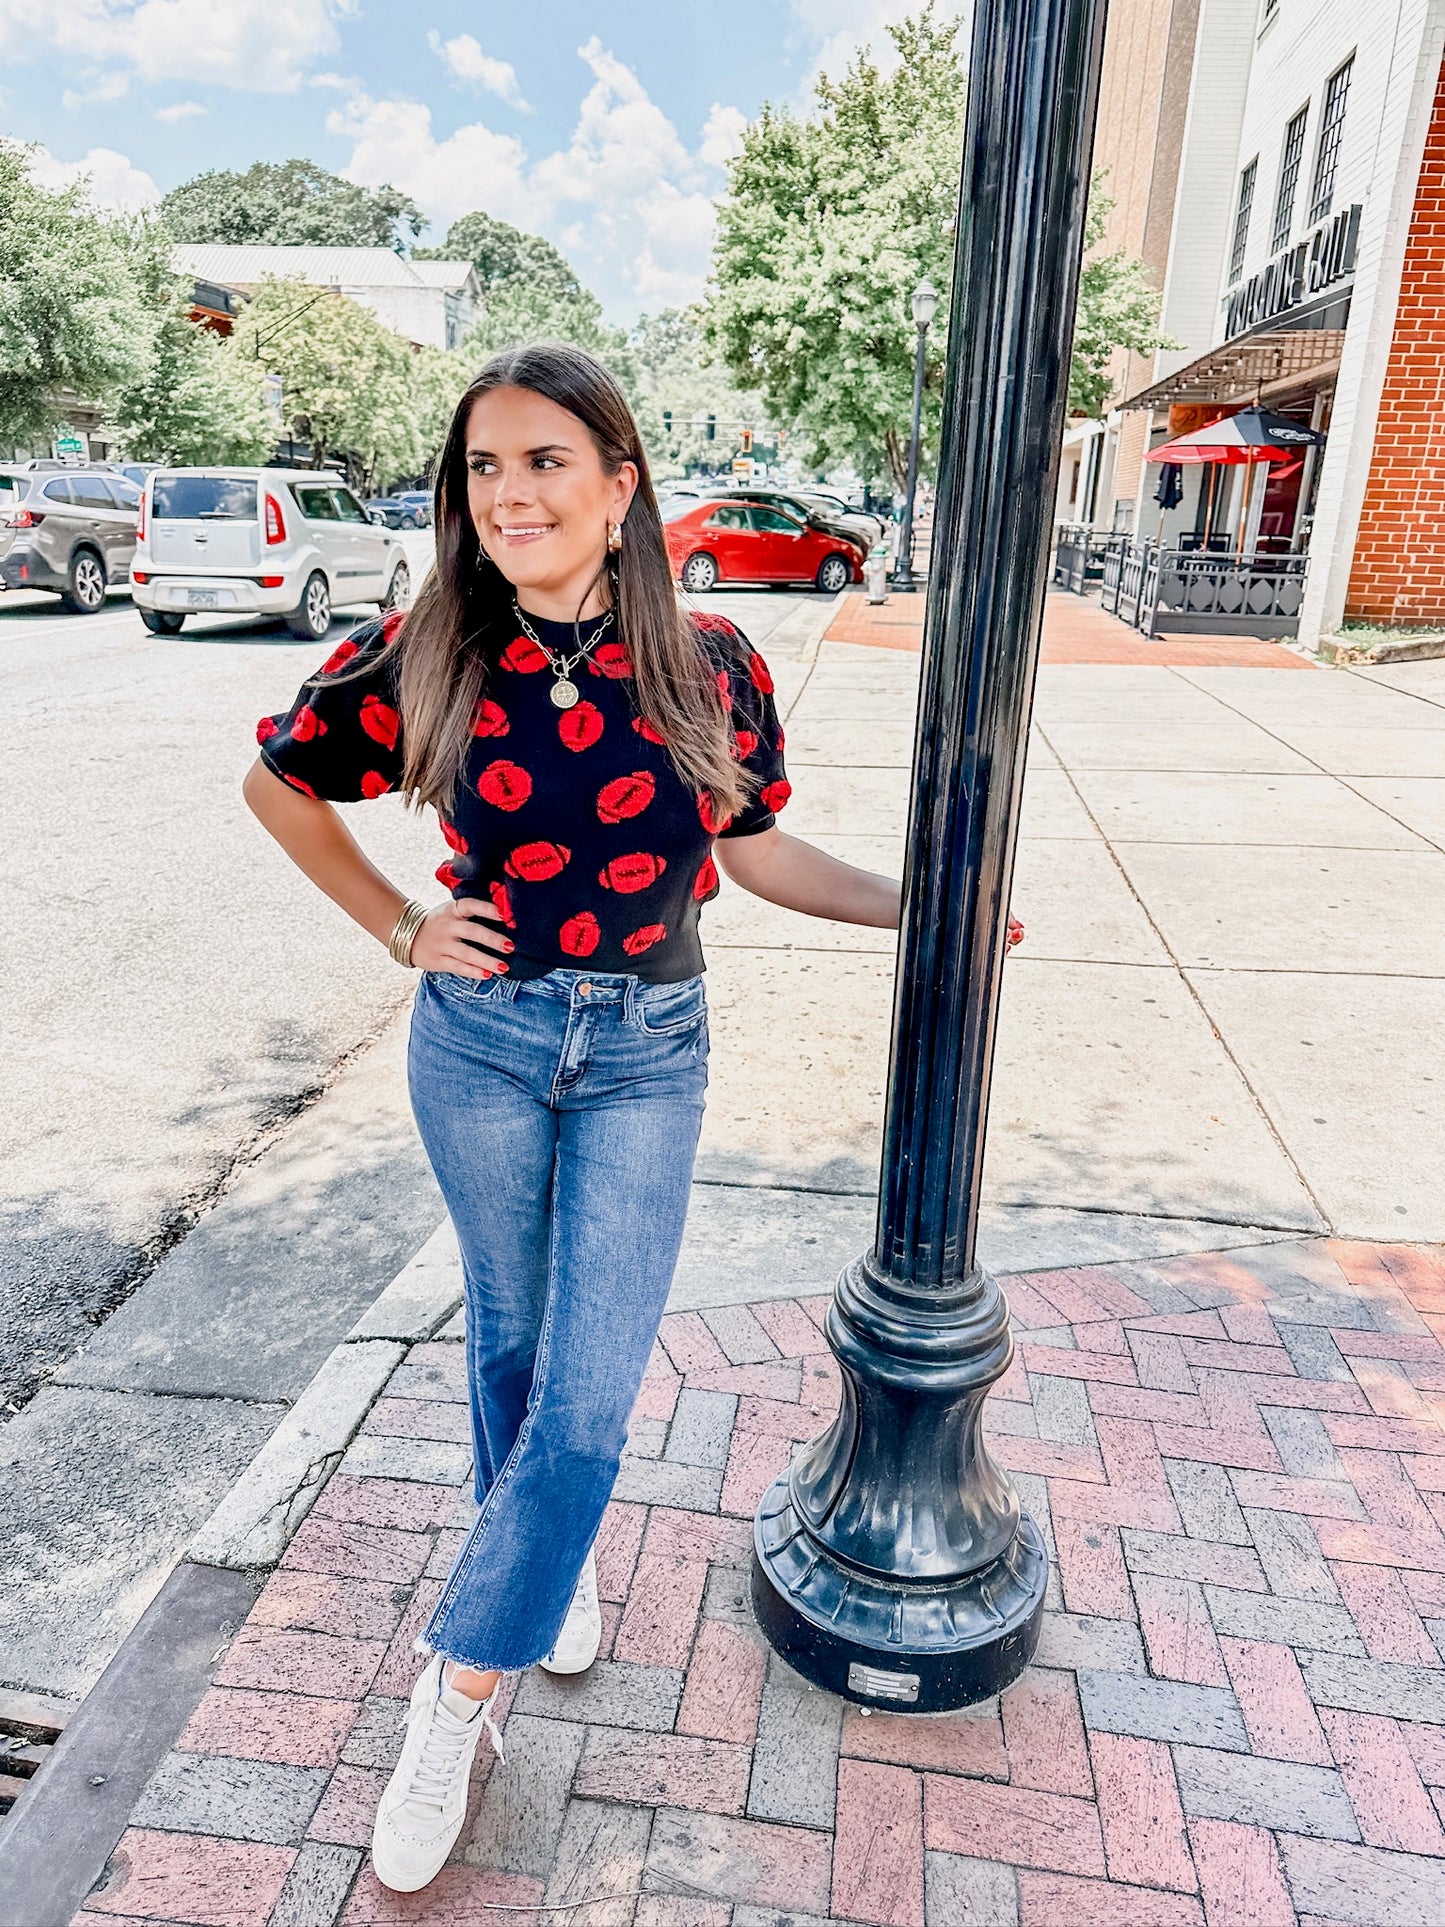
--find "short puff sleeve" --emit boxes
[255,615,405,802]
[696,614,792,839]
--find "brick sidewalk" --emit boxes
[74,1238,1445,1927]
[826,588,1316,669]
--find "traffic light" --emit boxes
[706,413,716,441]
[662,409,673,437]
[740,427,753,454]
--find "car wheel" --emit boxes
[400,513,417,530]
[61,548,107,614]
[681,551,719,593]
[140,610,186,635]
[286,571,332,640]
[382,561,411,613]
[815,553,852,594]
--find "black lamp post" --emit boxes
[888,277,940,593]
[751,0,1108,1712]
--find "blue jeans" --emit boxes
[407,964,709,1672]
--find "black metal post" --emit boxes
[889,323,930,592]
[751,0,1108,1712]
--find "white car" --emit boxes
[129,468,411,638]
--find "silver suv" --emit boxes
[0,464,141,612]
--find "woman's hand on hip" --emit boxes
[411,898,514,977]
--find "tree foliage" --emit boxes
[417,210,583,303]
[159,159,425,252]
[704,5,966,488]
[0,141,152,448]
[629,307,765,479]
[1069,178,1171,417]
[109,221,276,465]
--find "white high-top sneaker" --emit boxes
[370,1654,505,1893]
[539,1547,602,1675]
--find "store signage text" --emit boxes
[1224,203,1361,340]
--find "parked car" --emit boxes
[130,469,411,638]
[662,497,863,594]
[728,487,882,556]
[365,492,431,530]
[792,488,886,547]
[0,464,141,612]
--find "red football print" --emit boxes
[597,771,655,823]
[360,771,392,799]
[734,728,758,760]
[439,818,469,853]
[560,701,604,752]
[692,610,734,638]
[290,703,326,743]
[255,715,278,743]
[283,773,318,798]
[381,609,407,645]
[716,669,731,702]
[472,696,509,737]
[633,716,667,745]
[761,779,792,813]
[559,911,601,957]
[477,759,533,811]
[777,726,786,752]
[623,924,667,956]
[435,861,463,891]
[697,793,732,836]
[598,852,666,894]
[321,638,359,674]
[505,841,571,881]
[489,879,516,927]
[693,854,718,899]
[587,641,633,679]
[501,634,549,673]
[359,694,400,749]
[748,651,774,695]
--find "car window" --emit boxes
[107,478,142,508]
[750,506,805,534]
[330,488,371,525]
[659,498,698,523]
[69,475,117,511]
[294,486,340,522]
[705,505,751,531]
[42,478,75,505]
[0,474,33,503]
[153,477,258,520]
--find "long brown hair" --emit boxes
[355,342,752,821]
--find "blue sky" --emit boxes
[0,0,939,322]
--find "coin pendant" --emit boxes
[550,678,580,709]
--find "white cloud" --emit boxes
[788,0,968,97]
[333,39,739,316]
[25,142,161,212]
[154,99,206,121]
[427,30,527,109]
[0,0,349,94]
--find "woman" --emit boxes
[245,342,932,1894]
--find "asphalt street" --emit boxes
[0,538,823,1414]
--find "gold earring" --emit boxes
[607,520,624,553]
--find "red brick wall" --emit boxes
[1346,60,1445,626]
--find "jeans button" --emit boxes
[579,982,592,995]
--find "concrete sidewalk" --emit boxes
[45,1231,1445,1927]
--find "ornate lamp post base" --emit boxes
[751,1254,1049,1711]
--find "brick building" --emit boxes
[1057,0,1445,644]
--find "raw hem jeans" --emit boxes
[407,964,709,1674]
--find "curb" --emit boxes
[187,1217,458,1571]
[1319,632,1445,665]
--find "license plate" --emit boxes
[187,589,219,608]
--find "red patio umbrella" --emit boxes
[1144,408,1324,550]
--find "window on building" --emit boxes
[1230,158,1258,284]
[1272,107,1310,253]
[1309,56,1354,225]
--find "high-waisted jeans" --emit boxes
[406,963,709,1673]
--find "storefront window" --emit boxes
[1309,56,1354,225]
[1230,158,1258,284]
[1273,107,1310,253]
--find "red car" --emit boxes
[662,497,863,594]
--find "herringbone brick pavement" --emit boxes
[73,1238,1445,1927]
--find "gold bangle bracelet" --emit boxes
[387,899,428,967]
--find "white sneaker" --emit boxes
[539,1548,602,1675]
[370,1654,505,1893]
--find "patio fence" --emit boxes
[1068,530,1309,638]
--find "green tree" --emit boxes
[704,5,966,489]
[630,306,765,479]
[159,160,424,252]
[417,210,583,303]
[1069,178,1171,417]
[0,141,152,449]
[111,221,276,465]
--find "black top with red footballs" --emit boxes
[255,605,792,983]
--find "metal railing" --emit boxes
[1053,524,1127,594]
[1090,536,1308,638]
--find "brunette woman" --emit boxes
[244,342,909,1892]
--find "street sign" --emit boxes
[732,458,754,479]
[263,373,284,419]
[53,430,85,462]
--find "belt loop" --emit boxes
[622,978,639,1026]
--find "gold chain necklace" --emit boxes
[512,600,616,710]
